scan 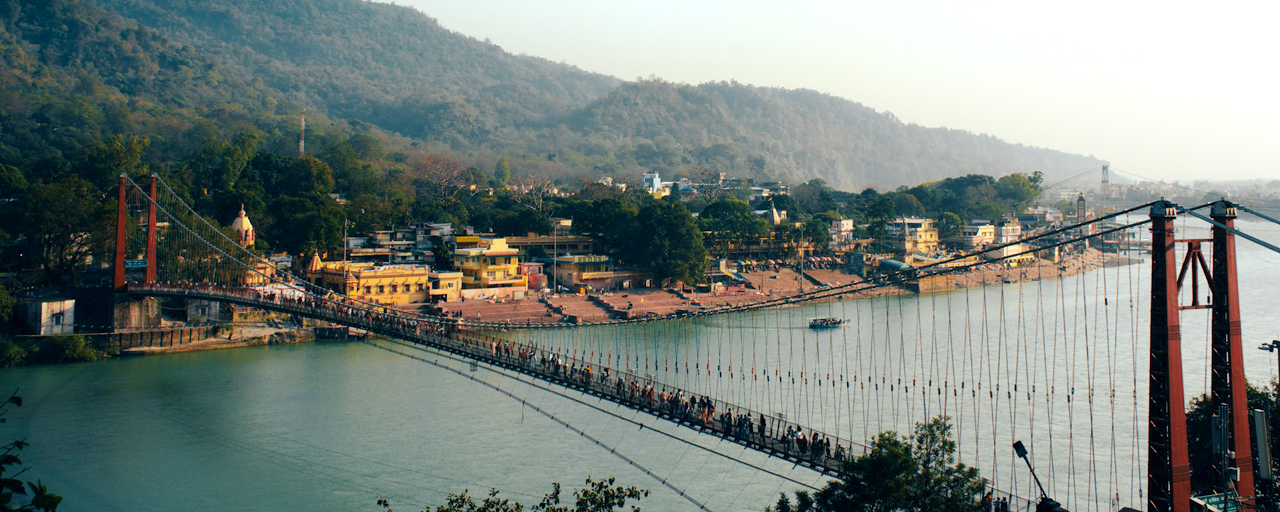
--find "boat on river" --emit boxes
[808,318,847,329]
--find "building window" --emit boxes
[377,285,385,294]
[364,286,372,294]
[52,312,64,325]
[416,283,424,291]
[390,285,398,293]
[486,271,495,278]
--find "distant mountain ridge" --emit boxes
[564,80,1104,189]
[65,0,1102,189]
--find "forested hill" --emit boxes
[13,0,1105,190]
[87,0,1104,189]
[0,0,299,184]
[564,81,1105,189]
[88,0,622,145]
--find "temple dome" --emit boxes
[230,204,255,248]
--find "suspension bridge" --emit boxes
[108,173,1280,511]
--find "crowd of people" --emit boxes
[463,332,859,473]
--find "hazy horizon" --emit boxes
[387,0,1278,183]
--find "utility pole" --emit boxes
[1259,340,1280,376]
[298,108,306,157]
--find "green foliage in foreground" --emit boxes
[377,477,648,512]
[1186,379,1280,510]
[768,416,985,512]
[0,336,103,368]
[1,391,63,511]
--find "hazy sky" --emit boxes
[393,0,1278,182]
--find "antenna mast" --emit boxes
[299,108,306,157]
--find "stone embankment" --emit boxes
[114,325,315,356]
[424,250,1123,323]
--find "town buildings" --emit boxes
[305,255,462,305]
[958,221,996,250]
[452,238,528,300]
[550,254,636,292]
[503,233,595,258]
[884,217,940,255]
[343,223,452,265]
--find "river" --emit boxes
[2,219,1277,511]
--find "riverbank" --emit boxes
[423,249,1122,323]
[118,325,315,356]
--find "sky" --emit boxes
[391,0,1279,182]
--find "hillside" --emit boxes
[558,80,1104,189]
[15,0,1106,191]
[87,0,622,147]
[0,0,308,185]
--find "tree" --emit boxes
[793,179,836,215]
[494,210,552,237]
[270,196,343,254]
[492,157,511,189]
[1,391,63,511]
[15,177,111,283]
[699,198,768,239]
[893,193,925,218]
[193,133,261,192]
[432,243,454,271]
[411,155,472,201]
[1186,380,1279,503]
[768,416,985,512]
[934,212,963,243]
[803,221,830,253]
[0,165,27,199]
[0,285,14,323]
[995,173,1040,213]
[755,195,801,216]
[908,417,985,510]
[76,135,150,189]
[377,477,647,512]
[283,156,336,198]
[628,200,707,285]
[508,174,557,216]
[564,198,637,257]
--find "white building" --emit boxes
[643,172,665,195]
[830,219,856,244]
[25,298,74,335]
[986,219,1035,266]
[959,221,996,249]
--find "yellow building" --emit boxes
[504,233,596,257]
[428,270,464,302]
[306,254,462,305]
[453,238,528,300]
[552,254,611,288]
[885,218,939,255]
